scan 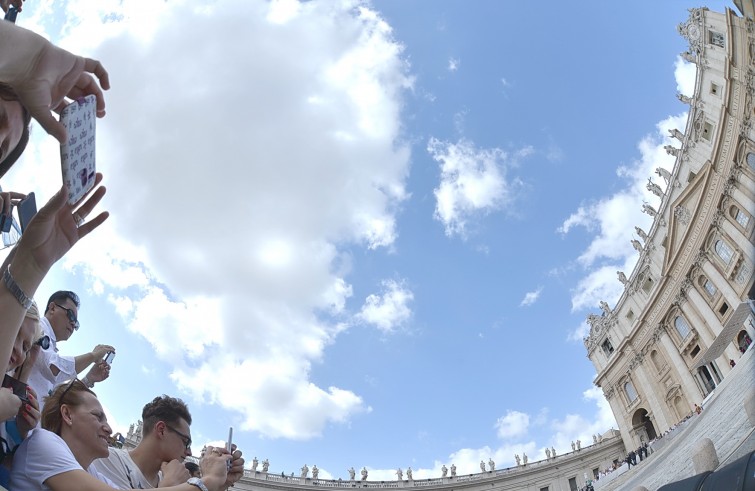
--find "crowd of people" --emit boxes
[0,1,244,489]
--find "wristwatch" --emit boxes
[187,477,209,491]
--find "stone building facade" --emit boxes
[584,6,755,452]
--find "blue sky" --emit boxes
[1,0,731,481]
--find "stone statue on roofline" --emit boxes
[450,464,456,477]
[632,239,644,253]
[396,468,403,480]
[635,226,649,243]
[664,145,680,157]
[514,454,521,466]
[617,271,628,285]
[551,446,556,458]
[647,178,664,198]
[361,467,368,481]
[522,453,528,465]
[545,447,551,459]
[252,457,259,472]
[668,128,684,141]
[313,466,319,479]
[301,464,309,479]
[599,301,611,316]
[407,467,413,480]
[488,458,495,471]
[656,167,672,184]
[677,93,693,104]
[348,467,355,480]
[642,202,658,218]
[262,459,269,472]
[441,465,448,477]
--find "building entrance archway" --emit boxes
[698,366,716,395]
[631,408,657,442]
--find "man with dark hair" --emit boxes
[23,290,115,412]
[91,395,244,489]
[185,462,201,478]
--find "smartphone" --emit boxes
[2,374,29,404]
[226,426,233,470]
[104,351,116,365]
[60,95,97,205]
[17,192,37,232]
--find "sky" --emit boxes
[1,0,734,481]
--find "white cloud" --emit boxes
[559,111,687,319]
[674,57,697,96]
[357,279,414,333]
[17,0,414,440]
[520,287,543,307]
[495,410,530,439]
[429,138,523,237]
[448,57,460,72]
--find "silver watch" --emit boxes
[187,477,209,491]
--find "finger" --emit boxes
[72,174,104,218]
[34,186,69,220]
[76,211,109,239]
[83,58,111,91]
[30,109,68,144]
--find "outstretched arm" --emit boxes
[0,21,110,143]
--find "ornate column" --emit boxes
[658,327,704,402]
[630,356,670,431]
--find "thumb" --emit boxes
[30,109,68,144]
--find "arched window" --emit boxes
[651,350,665,373]
[624,380,638,403]
[714,240,734,264]
[674,316,691,339]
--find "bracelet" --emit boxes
[81,375,94,388]
[2,265,32,309]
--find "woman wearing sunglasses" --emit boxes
[10,381,231,491]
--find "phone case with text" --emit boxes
[60,95,97,205]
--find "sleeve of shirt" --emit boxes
[21,430,82,486]
[49,352,77,383]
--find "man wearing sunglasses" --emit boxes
[91,395,244,489]
[24,290,116,413]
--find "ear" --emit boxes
[154,420,167,438]
[61,404,74,427]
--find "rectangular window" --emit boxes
[736,210,749,228]
[710,82,720,95]
[642,276,653,294]
[691,345,701,358]
[568,477,578,491]
[702,122,713,141]
[719,302,729,315]
[626,310,635,322]
[593,468,600,479]
[709,31,725,47]
[540,487,549,491]
[704,280,717,297]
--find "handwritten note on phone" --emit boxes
[60,95,97,205]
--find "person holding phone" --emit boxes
[10,382,232,491]
[16,289,115,414]
[0,176,109,404]
[91,395,245,489]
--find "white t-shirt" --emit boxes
[26,318,76,413]
[90,447,154,489]
[10,428,115,491]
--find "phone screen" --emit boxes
[104,351,116,365]
[17,192,37,233]
[60,95,97,205]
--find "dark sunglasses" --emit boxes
[54,303,80,330]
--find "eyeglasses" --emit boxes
[165,424,192,450]
[54,303,80,330]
